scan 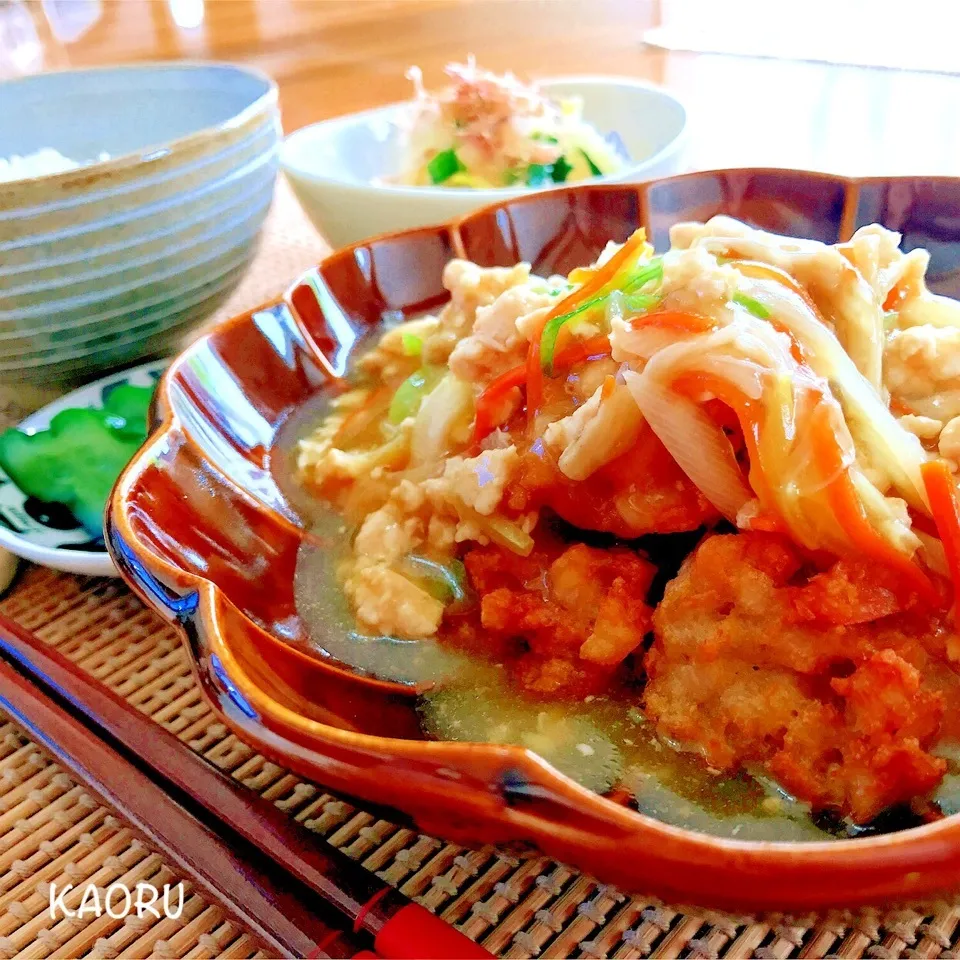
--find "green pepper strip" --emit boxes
[401,555,471,607]
[539,293,608,376]
[623,292,662,314]
[387,366,444,424]
[427,148,464,184]
[539,258,663,374]
[732,291,771,319]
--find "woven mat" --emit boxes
[4,181,960,959]
[0,707,266,960]
[4,569,960,959]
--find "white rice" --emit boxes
[0,147,109,183]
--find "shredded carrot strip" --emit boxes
[921,460,960,604]
[673,369,937,601]
[741,509,788,534]
[526,229,648,420]
[474,336,613,444]
[812,404,937,601]
[883,273,922,312]
[729,259,807,299]
[631,305,803,372]
[555,335,612,369]
[730,259,825,326]
[600,374,616,401]
[472,366,526,444]
[629,310,716,334]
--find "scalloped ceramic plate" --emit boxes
[0,359,166,576]
[109,171,960,913]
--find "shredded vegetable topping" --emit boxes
[301,218,960,618]
[922,460,960,603]
[526,229,654,417]
[294,214,960,830]
[396,58,626,189]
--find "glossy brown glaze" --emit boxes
[110,172,960,913]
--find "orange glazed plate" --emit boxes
[108,172,960,913]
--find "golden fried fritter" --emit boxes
[463,541,655,698]
[644,533,959,823]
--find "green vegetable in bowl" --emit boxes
[526,155,575,187]
[427,148,465,184]
[581,149,603,176]
[525,163,552,187]
[550,155,573,183]
[0,384,153,537]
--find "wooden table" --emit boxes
[20,0,960,178]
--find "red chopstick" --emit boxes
[0,610,491,959]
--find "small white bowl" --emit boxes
[281,77,687,249]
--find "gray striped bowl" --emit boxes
[0,62,280,384]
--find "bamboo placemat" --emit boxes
[4,568,960,959]
[0,706,267,960]
[4,179,960,958]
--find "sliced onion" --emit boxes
[849,470,922,558]
[410,374,474,465]
[699,354,766,401]
[744,278,930,512]
[623,369,751,521]
[688,221,886,389]
[611,322,695,361]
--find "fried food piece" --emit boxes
[464,541,655,697]
[511,655,611,700]
[543,423,719,538]
[644,532,958,823]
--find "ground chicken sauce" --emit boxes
[292,218,960,838]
